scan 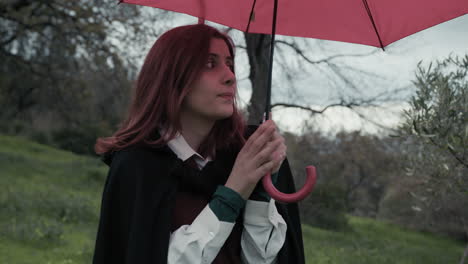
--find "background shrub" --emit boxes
[300,184,350,231]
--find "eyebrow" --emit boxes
[208,53,233,62]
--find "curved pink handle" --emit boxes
[262,165,316,203]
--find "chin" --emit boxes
[217,112,233,120]
[212,109,233,120]
[212,104,233,118]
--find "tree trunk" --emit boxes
[244,32,271,125]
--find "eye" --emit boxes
[206,59,216,69]
[227,63,234,72]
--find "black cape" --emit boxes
[92,125,305,263]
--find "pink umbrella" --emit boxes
[121,0,467,48]
[118,0,468,203]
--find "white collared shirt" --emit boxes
[160,129,287,264]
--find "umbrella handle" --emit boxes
[262,165,316,203]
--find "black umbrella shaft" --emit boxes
[264,0,278,121]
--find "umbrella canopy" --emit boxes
[121,0,467,49]
[118,0,467,202]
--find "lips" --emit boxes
[218,93,234,99]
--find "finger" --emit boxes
[266,137,286,161]
[282,147,287,159]
[255,138,283,165]
[270,131,284,145]
[276,148,287,161]
[265,122,279,141]
[245,121,276,154]
[269,137,285,152]
[271,144,287,162]
[272,150,285,170]
[245,120,272,146]
[268,134,285,152]
[255,158,277,178]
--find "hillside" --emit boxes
[0,134,464,263]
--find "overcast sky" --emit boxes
[270,14,468,136]
[138,12,468,136]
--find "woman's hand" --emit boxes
[270,128,287,174]
[225,119,287,200]
[265,112,287,174]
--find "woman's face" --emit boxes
[182,38,236,122]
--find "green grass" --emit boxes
[0,134,103,264]
[0,134,465,263]
[303,217,464,263]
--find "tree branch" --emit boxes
[271,100,360,114]
[275,39,378,65]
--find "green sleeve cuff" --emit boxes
[209,185,246,222]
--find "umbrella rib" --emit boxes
[362,0,385,51]
[245,0,258,33]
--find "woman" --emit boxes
[92,24,305,264]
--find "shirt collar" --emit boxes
[158,127,212,166]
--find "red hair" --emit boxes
[95,24,245,157]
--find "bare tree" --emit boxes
[243,32,406,129]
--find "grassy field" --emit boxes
[0,134,464,264]
[303,217,464,263]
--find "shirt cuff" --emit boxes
[168,205,235,263]
[241,199,287,263]
[209,185,246,222]
[244,199,283,228]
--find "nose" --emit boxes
[224,77,235,86]
[222,65,236,87]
